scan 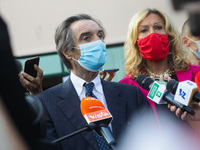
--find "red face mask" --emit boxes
[137,33,169,62]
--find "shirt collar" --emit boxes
[70,72,85,97]
[91,74,103,95]
[70,72,103,96]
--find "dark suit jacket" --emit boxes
[36,77,150,150]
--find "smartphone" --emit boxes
[103,69,119,72]
[24,56,40,78]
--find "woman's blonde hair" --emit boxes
[124,8,189,78]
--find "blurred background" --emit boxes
[0,0,188,89]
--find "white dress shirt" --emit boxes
[70,71,108,110]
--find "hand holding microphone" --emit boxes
[167,72,200,121]
[136,74,195,115]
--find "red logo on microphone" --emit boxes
[84,109,112,124]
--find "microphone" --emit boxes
[166,79,200,106]
[81,97,117,149]
[51,97,116,147]
[136,74,195,115]
[195,71,200,90]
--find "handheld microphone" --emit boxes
[52,97,113,145]
[195,71,200,90]
[81,97,117,149]
[136,74,195,115]
[166,79,200,106]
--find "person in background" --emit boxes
[35,13,149,150]
[167,18,200,132]
[182,18,200,65]
[119,8,200,130]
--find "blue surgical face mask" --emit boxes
[186,36,200,59]
[72,40,107,72]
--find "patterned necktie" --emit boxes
[84,82,97,98]
[84,82,111,150]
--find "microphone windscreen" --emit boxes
[136,74,153,90]
[136,74,147,86]
[195,71,200,90]
[80,97,105,116]
[166,80,179,95]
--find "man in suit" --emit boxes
[36,14,150,150]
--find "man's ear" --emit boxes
[182,36,190,47]
[62,50,72,59]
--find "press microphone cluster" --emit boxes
[136,74,195,115]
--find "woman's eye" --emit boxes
[155,26,163,30]
[140,28,148,33]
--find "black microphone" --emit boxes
[166,80,200,105]
[136,74,195,115]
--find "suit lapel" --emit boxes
[57,78,98,149]
[101,80,126,139]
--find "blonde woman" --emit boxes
[119,8,200,128]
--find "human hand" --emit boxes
[168,102,200,121]
[100,69,119,81]
[19,64,43,95]
[150,74,172,82]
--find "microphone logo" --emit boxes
[87,110,110,120]
[186,81,194,86]
[174,80,199,106]
[156,91,162,98]
[179,89,186,100]
[84,109,112,124]
[147,81,167,104]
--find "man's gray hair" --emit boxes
[55,14,105,71]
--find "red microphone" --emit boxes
[195,71,200,90]
[81,97,112,127]
[81,97,105,115]
[80,97,117,149]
